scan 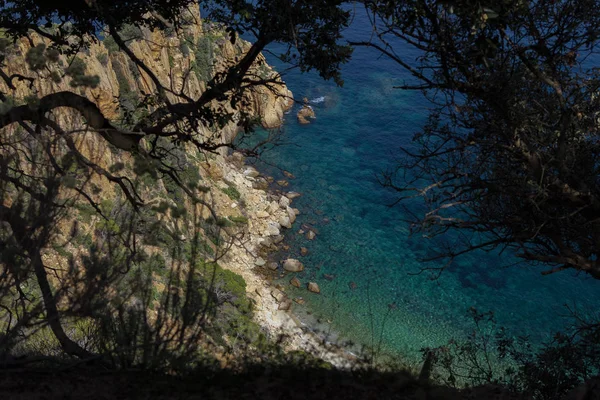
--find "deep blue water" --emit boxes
[244,7,600,366]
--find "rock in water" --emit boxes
[306,230,316,240]
[297,97,316,124]
[279,195,291,208]
[290,277,301,288]
[307,282,320,294]
[300,247,309,256]
[283,258,304,272]
[243,166,260,178]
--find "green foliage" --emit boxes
[228,215,248,225]
[103,35,119,53]
[221,185,241,201]
[65,57,100,88]
[192,35,215,82]
[96,52,109,66]
[75,202,98,223]
[25,43,47,70]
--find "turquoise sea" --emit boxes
[244,7,600,366]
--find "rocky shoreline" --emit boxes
[211,152,361,369]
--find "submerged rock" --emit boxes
[286,191,302,200]
[300,247,309,256]
[307,282,320,294]
[283,258,304,272]
[306,230,316,240]
[290,277,301,288]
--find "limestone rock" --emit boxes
[287,207,297,224]
[306,230,316,240]
[243,167,260,178]
[255,257,266,267]
[290,277,301,288]
[283,170,295,179]
[252,177,269,190]
[297,99,316,124]
[266,262,279,271]
[268,201,280,214]
[278,300,292,311]
[256,210,270,218]
[265,222,281,236]
[300,247,309,256]
[272,235,285,244]
[279,215,292,229]
[286,191,302,200]
[271,289,286,303]
[283,259,304,272]
[279,195,291,209]
[307,282,320,294]
[276,179,289,187]
[294,297,306,305]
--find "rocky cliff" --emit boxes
[0,7,309,365]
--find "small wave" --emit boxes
[310,96,326,104]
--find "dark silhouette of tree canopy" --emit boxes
[357,0,600,278]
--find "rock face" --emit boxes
[283,259,304,272]
[297,97,316,124]
[0,5,293,153]
[307,282,320,294]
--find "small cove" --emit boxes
[242,8,600,367]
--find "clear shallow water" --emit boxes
[245,8,600,365]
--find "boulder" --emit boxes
[272,235,285,244]
[279,215,292,229]
[306,230,316,240]
[292,208,300,215]
[276,179,289,187]
[266,262,279,271]
[307,282,320,294]
[294,297,306,305]
[255,257,266,267]
[287,207,297,224]
[300,247,309,256]
[279,195,291,209]
[256,210,270,218]
[243,167,260,178]
[278,300,292,311]
[290,277,301,288]
[286,191,302,200]
[268,201,280,214]
[271,289,286,303]
[283,258,304,272]
[297,101,316,124]
[252,177,269,190]
[265,222,281,236]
